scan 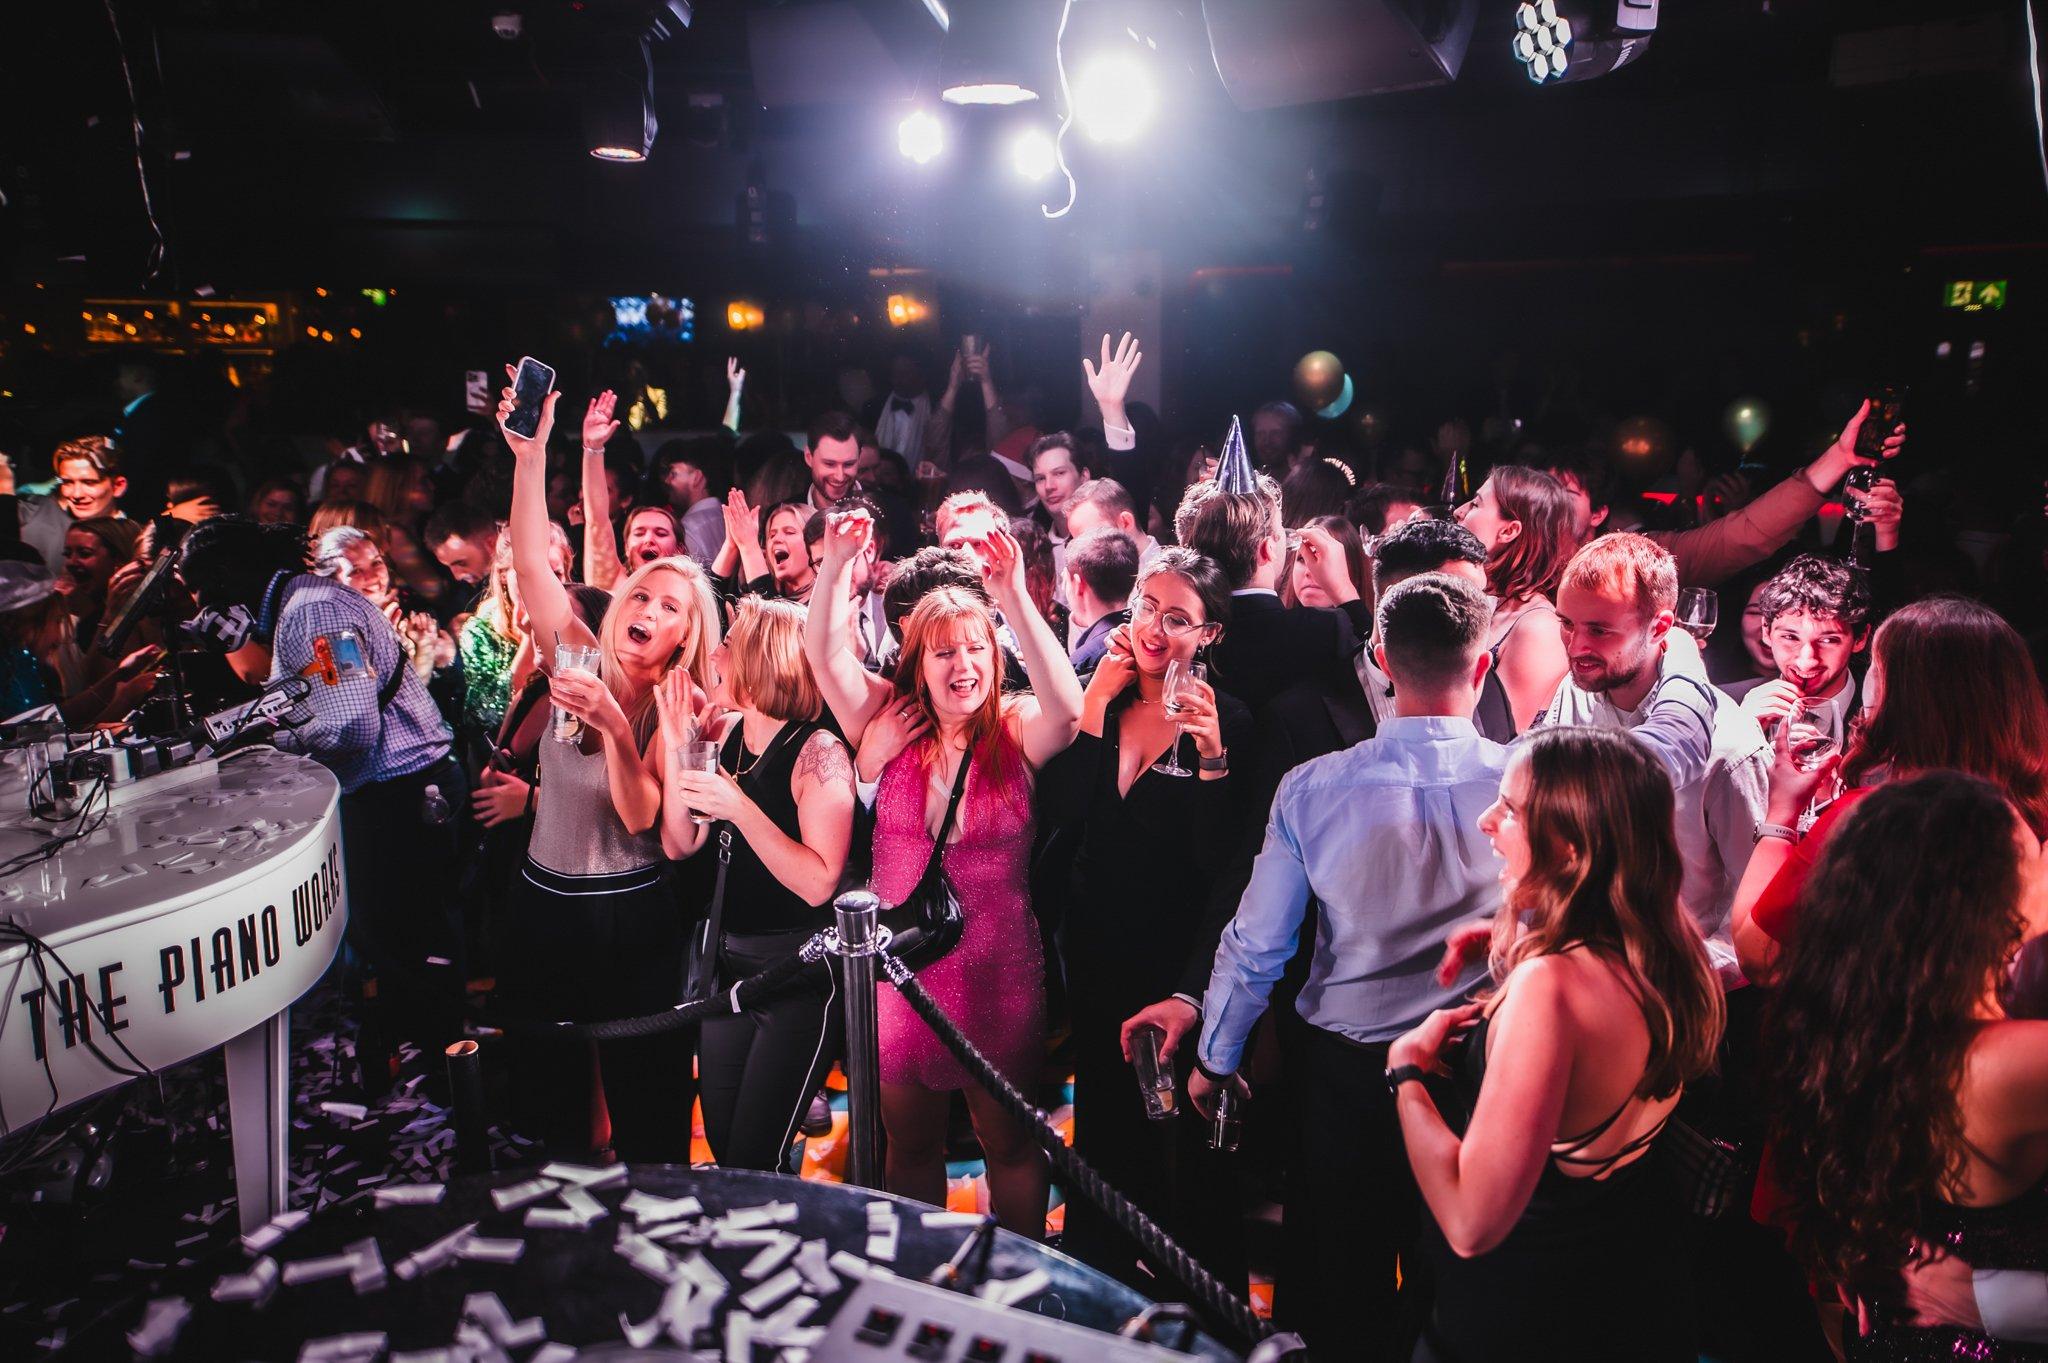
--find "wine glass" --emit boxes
[1150,659,1205,778]
[1784,709,1837,774]
[1675,588,1718,645]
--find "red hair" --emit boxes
[892,586,1025,808]
[1844,596,2048,835]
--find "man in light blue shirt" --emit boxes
[1188,572,1508,1360]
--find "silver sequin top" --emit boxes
[527,708,663,877]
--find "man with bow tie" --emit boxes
[864,352,933,466]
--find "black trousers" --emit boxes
[338,756,466,1064]
[1276,1021,1427,1363]
[1062,1002,1245,1295]
[698,927,843,1173]
[499,860,695,1164]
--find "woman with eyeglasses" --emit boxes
[1036,546,1252,1286]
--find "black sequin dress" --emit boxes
[1851,1182,2048,1362]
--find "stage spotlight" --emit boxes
[940,0,1049,105]
[586,36,658,160]
[1512,0,1655,86]
[1011,127,1057,182]
[898,109,945,164]
[1073,51,1157,143]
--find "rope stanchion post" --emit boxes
[875,946,1277,1351]
[830,891,888,1191]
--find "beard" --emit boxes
[1572,646,1654,695]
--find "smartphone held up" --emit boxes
[503,356,557,439]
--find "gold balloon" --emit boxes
[1293,350,1346,410]
[1613,415,1675,480]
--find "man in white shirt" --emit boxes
[867,355,932,466]
[1537,533,1764,980]
[1728,553,1868,751]
[1064,478,1162,571]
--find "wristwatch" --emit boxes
[1197,751,1229,774]
[1386,1064,1430,1095]
[1753,821,1800,844]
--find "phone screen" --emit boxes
[504,356,556,439]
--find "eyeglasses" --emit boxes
[1130,598,1206,638]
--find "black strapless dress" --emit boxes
[1413,1015,1697,1363]
[1850,1181,2048,1362]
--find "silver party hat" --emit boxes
[1216,416,1255,494]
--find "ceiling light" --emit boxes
[1011,127,1057,181]
[939,0,1052,105]
[898,109,945,164]
[1073,52,1157,143]
[586,36,658,161]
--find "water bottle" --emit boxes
[421,783,452,827]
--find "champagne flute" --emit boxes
[1675,588,1718,645]
[1151,659,1205,778]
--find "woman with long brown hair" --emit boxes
[804,506,1082,1238]
[1392,724,1725,1362]
[1732,595,2048,980]
[1763,772,2048,1360]
[1453,466,1576,734]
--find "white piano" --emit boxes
[0,748,345,1233]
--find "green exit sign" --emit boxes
[1944,279,2008,312]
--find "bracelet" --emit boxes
[1197,751,1229,774]
[1754,821,1800,844]
[1385,1063,1430,1095]
[1193,1057,1234,1085]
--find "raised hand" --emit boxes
[655,666,697,754]
[1084,623,1138,707]
[820,507,874,569]
[1296,524,1360,605]
[582,390,621,452]
[1740,678,1803,733]
[855,694,931,783]
[1849,477,1903,551]
[725,357,745,392]
[977,525,1029,607]
[1081,331,1142,418]
[722,488,760,545]
[1832,399,1908,466]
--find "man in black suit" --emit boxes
[1063,527,1137,676]
[1123,515,1499,1048]
[1174,469,1363,714]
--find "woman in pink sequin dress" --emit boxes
[805,504,1083,1237]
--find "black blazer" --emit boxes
[1208,592,1362,717]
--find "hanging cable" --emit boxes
[101,0,168,284]
[2028,0,2048,196]
[1041,0,1079,219]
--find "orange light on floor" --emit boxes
[885,293,928,326]
[726,301,765,331]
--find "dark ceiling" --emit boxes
[5,1,2045,295]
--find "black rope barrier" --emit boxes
[475,933,830,1040]
[877,947,1273,1349]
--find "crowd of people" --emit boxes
[4,330,2046,1363]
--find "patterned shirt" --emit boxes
[458,601,518,738]
[265,574,452,793]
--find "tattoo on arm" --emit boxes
[795,730,855,791]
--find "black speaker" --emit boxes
[1202,0,1481,110]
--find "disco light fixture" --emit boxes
[939,0,1052,105]
[586,36,658,159]
[1513,0,1657,86]
[1512,1,1573,83]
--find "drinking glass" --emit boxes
[1675,588,1718,645]
[551,643,603,743]
[676,739,722,824]
[1129,1025,1177,1121]
[1784,712,1837,773]
[1150,659,1205,778]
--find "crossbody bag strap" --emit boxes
[682,723,746,1002]
[924,748,973,869]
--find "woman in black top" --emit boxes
[1390,726,1725,1363]
[1037,547,1253,1288]
[660,596,856,1171]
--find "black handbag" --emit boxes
[878,751,972,968]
